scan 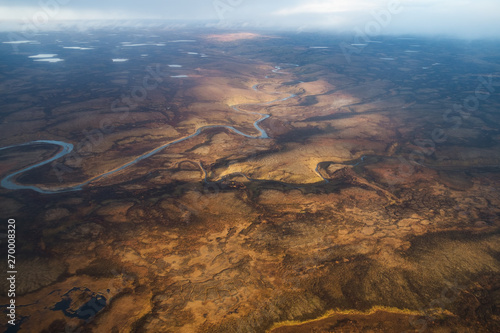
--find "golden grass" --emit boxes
[266,305,449,332]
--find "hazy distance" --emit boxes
[0,0,499,39]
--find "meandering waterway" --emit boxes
[0,78,296,193]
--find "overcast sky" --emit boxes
[0,0,499,38]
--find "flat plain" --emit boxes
[0,30,499,332]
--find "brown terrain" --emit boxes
[0,30,499,332]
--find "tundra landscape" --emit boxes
[0,29,499,332]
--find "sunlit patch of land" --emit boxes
[204,32,266,42]
[0,30,499,333]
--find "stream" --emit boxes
[0,80,296,193]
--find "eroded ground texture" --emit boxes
[1,30,499,332]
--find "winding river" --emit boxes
[0,140,74,193]
[0,84,296,194]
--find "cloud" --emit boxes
[275,0,379,16]
[0,5,131,21]
[0,0,216,21]
[0,0,498,38]
[271,0,500,38]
